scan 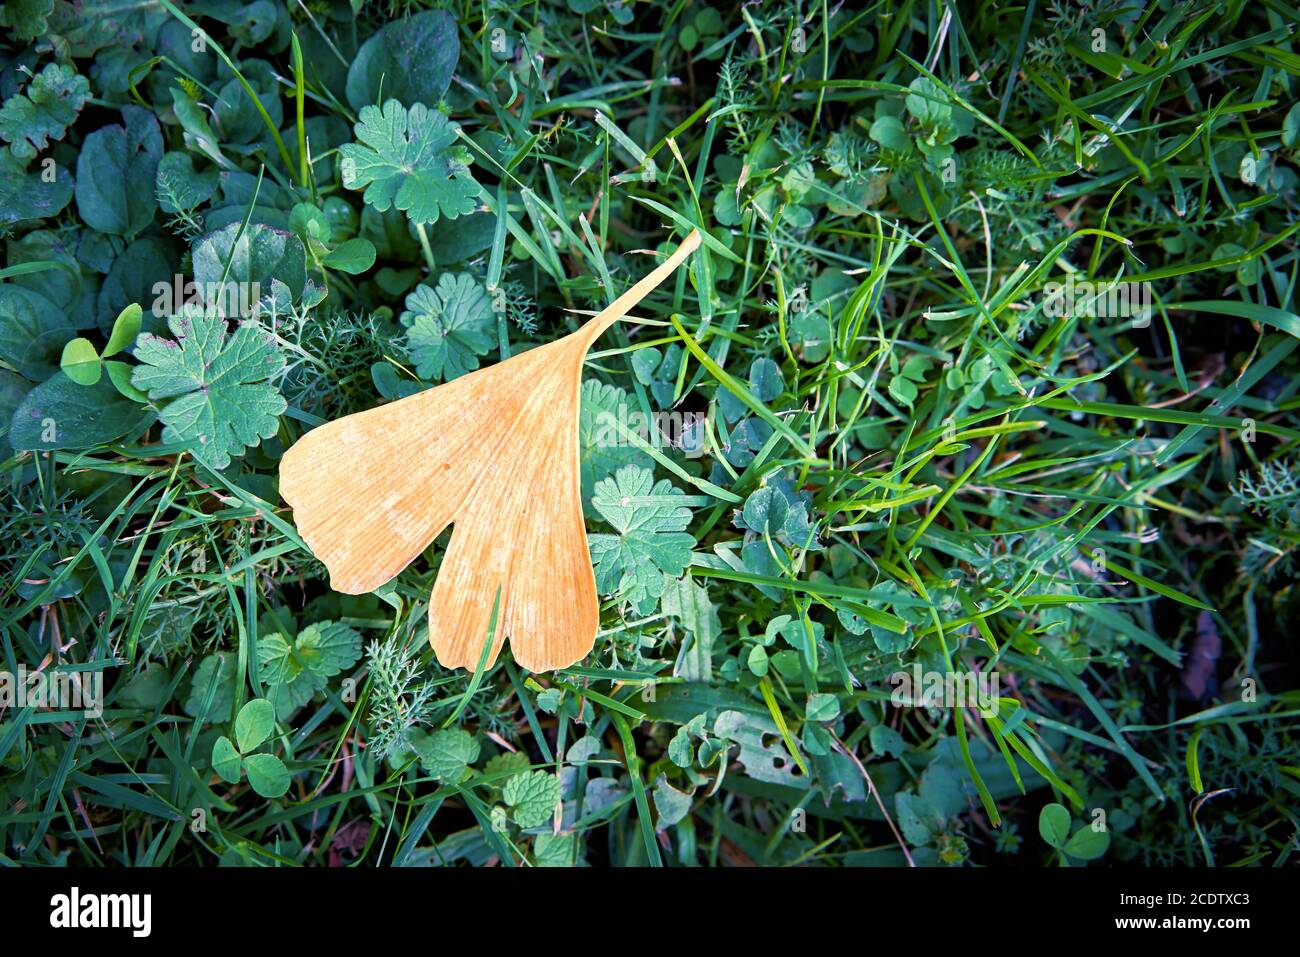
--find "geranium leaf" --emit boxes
[401,272,495,381]
[588,465,695,614]
[131,310,286,470]
[0,62,90,160]
[339,100,479,226]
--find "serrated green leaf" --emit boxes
[339,100,479,226]
[0,0,53,41]
[131,311,286,470]
[502,770,561,828]
[183,653,236,724]
[415,728,481,783]
[532,831,577,866]
[258,621,361,719]
[0,62,90,160]
[401,272,495,381]
[589,465,695,615]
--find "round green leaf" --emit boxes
[414,727,480,783]
[9,372,154,452]
[805,692,840,723]
[212,735,242,784]
[59,337,100,385]
[322,238,377,274]
[502,770,562,828]
[653,773,693,829]
[235,697,276,753]
[1064,825,1110,861]
[869,115,912,154]
[742,485,788,534]
[1283,103,1300,149]
[244,752,290,798]
[1038,802,1071,848]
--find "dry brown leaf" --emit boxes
[280,229,702,673]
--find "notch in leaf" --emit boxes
[280,229,702,673]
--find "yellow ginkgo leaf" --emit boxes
[279,228,701,673]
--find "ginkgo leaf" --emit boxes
[401,272,495,381]
[338,100,479,226]
[131,308,286,470]
[0,62,90,160]
[258,620,362,718]
[280,229,702,673]
[588,464,696,614]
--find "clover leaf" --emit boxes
[131,309,286,470]
[1039,802,1110,865]
[211,697,290,799]
[588,464,695,614]
[258,620,362,719]
[400,272,495,381]
[235,697,275,752]
[339,100,479,226]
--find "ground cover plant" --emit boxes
[1,0,1299,868]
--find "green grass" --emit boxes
[1,0,1299,868]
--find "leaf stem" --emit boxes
[414,221,437,275]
